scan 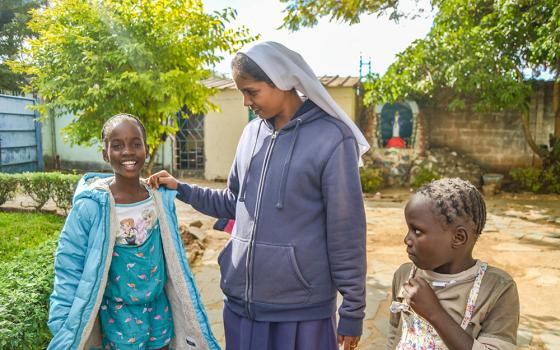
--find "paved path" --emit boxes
[175,197,560,350]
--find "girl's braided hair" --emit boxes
[101,113,147,145]
[417,178,486,235]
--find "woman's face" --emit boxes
[233,71,289,119]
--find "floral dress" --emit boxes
[390,262,488,350]
[99,196,174,350]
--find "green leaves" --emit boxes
[0,174,19,206]
[279,0,423,31]
[0,239,58,349]
[363,0,558,115]
[10,0,256,173]
[0,172,82,212]
[0,212,64,263]
[0,0,41,92]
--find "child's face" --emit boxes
[233,71,289,120]
[403,194,456,273]
[102,120,148,179]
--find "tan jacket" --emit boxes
[387,261,519,350]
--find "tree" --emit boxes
[281,0,560,162]
[9,0,256,174]
[0,0,42,93]
[280,0,424,31]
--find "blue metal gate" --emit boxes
[0,94,44,173]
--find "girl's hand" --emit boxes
[337,334,360,350]
[402,276,445,323]
[148,170,179,190]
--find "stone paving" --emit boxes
[175,196,560,350]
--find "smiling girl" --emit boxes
[47,114,219,350]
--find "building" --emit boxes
[39,75,362,179]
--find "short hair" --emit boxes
[231,53,275,86]
[101,113,147,146]
[417,178,486,235]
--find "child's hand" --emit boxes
[148,170,179,190]
[402,276,445,323]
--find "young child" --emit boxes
[47,114,219,350]
[387,178,519,350]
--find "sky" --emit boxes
[204,0,435,78]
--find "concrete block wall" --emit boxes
[423,82,555,172]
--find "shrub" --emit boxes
[17,172,56,210]
[0,239,57,349]
[0,172,82,211]
[541,164,560,194]
[410,167,440,190]
[0,173,19,206]
[509,166,560,194]
[0,212,64,263]
[360,168,384,193]
[50,173,81,214]
[510,167,543,193]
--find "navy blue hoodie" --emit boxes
[177,101,366,336]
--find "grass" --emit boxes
[0,211,64,263]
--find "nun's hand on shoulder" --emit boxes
[148,170,179,190]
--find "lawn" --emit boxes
[0,211,63,349]
[0,211,64,262]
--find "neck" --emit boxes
[110,174,145,200]
[275,92,303,130]
[434,256,476,274]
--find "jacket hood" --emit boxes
[239,103,324,207]
[261,101,324,132]
[72,173,114,204]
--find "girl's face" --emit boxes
[102,120,148,180]
[233,71,290,119]
[403,194,456,273]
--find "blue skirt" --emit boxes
[223,305,338,350]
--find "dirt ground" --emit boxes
[175,181,560,350]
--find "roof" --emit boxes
[203,75,360,90]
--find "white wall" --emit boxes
[204,90,249,180]
[42,112,173,172]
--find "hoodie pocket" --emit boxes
[218,238,248,299]
[252,243,311,304]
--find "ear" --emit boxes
[452,226,469,248]
[102,148,109,162]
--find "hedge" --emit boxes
[0,172,81,213]
[0,173,19,206]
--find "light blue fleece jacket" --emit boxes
[177,101,367,336]
[47,173,219,350]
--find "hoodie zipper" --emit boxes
[245,130,278,319]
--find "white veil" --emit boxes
[240,41,370,165]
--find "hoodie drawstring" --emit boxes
[239,120,263,202]
[276,118,302,209]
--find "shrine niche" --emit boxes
[374,101,419,149]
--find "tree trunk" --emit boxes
[145,141,161,176]
[553,62,560,139]
[520,110,546,159]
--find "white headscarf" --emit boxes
[240,41,370,165]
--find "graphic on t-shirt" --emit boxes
[117,205,157,246]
